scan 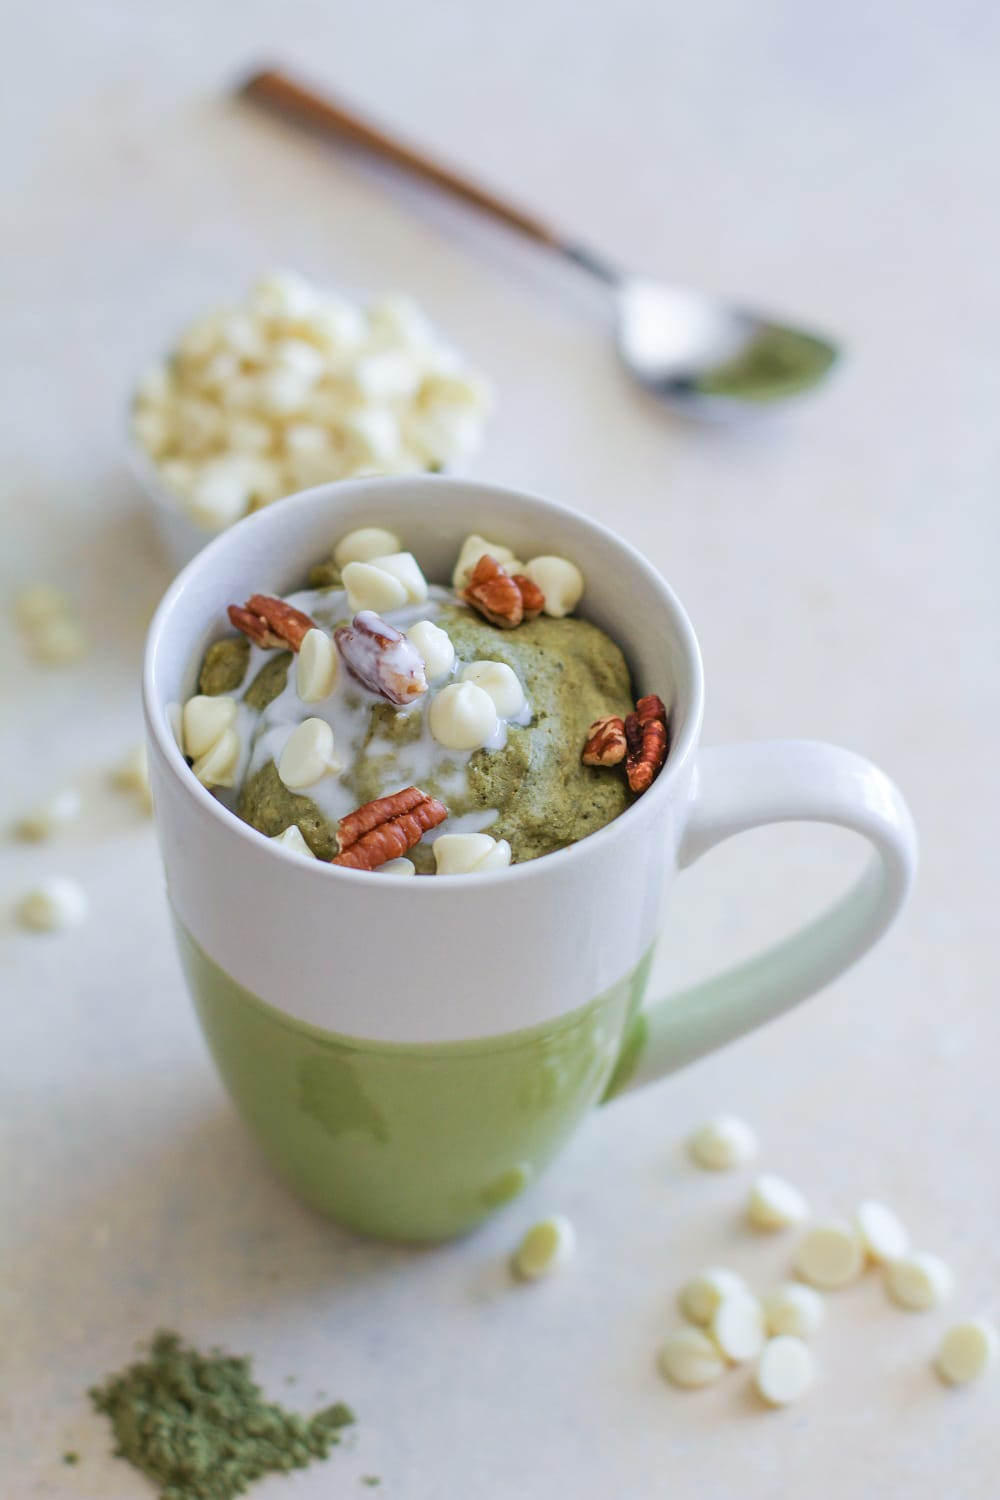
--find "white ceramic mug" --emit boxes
[143,476,918,1241]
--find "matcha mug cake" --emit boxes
[144,477,917,1241]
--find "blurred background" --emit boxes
[4,3,999,1496]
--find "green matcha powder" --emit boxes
[89,1331,354,1500]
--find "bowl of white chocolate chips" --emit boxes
[129,270,494,570]
[175,525,670,875]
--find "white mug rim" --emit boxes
[142,474,705,889]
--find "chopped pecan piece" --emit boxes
[582,714,628,767]
[460,554,546,629]
[333,786,447,870]
[334,611,428,705]
[624,694,669,794]
[227,594,316,652]
[511,573,545,622]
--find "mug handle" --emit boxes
[606,740,918,1097]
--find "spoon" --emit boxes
[239,69,839,418]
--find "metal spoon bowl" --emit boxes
[240,69,840,419]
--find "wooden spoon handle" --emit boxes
[240,68,563,251]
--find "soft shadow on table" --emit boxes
[18,1099,437,1360]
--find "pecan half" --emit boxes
[334,611,428,705]
[582,714,627,767]
[333,786,447,870]
[460,554,546,629]
[227,594,316,652]
[624,694,669,794]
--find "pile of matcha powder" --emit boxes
[89,1331,354,1499]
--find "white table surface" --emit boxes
[4,3,999,1495]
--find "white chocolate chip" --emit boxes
[110,744,153,811]
[15,584,71,627]
[935,1319,999,1385]
[341,407,400,465]
[795,1221,865,1290]
[428,682,499,751]
[523,555,584,618]
[16,877,89,932]
[296,629,339,704]
[711,1291,766,1363]
[405,620,455,680]
[256,367,312,418]
[182,695,238,760]
[658,1328,727,1389]
[746,1173,809,1231]
[333,527,402,568]
[451,534,523,589]
[678,1268,747,1327]
[762,1283,825,1339]
[368,551,428,604]
[15,788,82,841]
[856,1200,910,1264]
[512,1215,575,1280]
[378,857,416,876]
[278,718,342,791]
[192,727,241,788]
[270,825,316,858]
[688,1115,757,1171]
[342,561,409,615]
[754,1336,816,1406]
[351,349,422,402]
[250,268,317,321]
[885,1252,954,1311]
[32,615,88,664]
[271,337,326,384]
[460,660,526,718]
[185,462,252,530]
[433,833,512,875]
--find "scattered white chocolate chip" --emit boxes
[711,1290,766,1363]
[278,718,341,791]
[333,526,402,568]
[15,584,69,627]
[16,877,89,933]
[368,551,428,604]
[111,744,152,811]
[270,825,316,858]
[511,1215,575,1281]
[405,619,455,680]
[428,681,499,751]
[182,695,238,760]
[342,560,409,614]
[192,727,241,788]
[678,1268,747,1327]
[755,1336,816,1406]
[658,1328,727,1390]
[885,1252,954,1311]
[451,534,523,589]
[856,1199,910,1265]
[523,555,584,618]
[378,857,416,876]
[31,615,88,664]
[433,833,512,875]
[935,1319,999,1386]
[460,660,526,718]
[688,1115,757,1171]
[794,1221,865,1290]
[746,1173,809,1231]
[296,628,339,704]
[762,1283,825,1340]
[15,788,82,841]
